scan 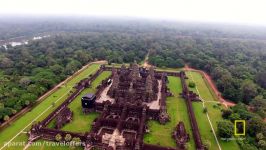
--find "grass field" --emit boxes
[144,76,196,150]
[105,63,130,68]
[58,71,111,132]
[186,71,240,150]
[0,63,101,150]
[155,67,181,72]
[26,71,112,150]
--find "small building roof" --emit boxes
[82,93,95,99]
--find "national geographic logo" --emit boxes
[234,120,246,136]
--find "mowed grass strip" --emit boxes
[144,76,196,150]
[192,102,220,150]
[105,63,130,68]
[155,67,181,72]
[204,103,240,150]
[187,71,215,102]
[187,71,240,150]
[0,63,101,149]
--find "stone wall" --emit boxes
[180,71,204,150]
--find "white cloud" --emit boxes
[0,0,265,25]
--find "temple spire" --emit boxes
[108,67,119,98]
[130,61,140,83]
[149,66,155,79]
[146,75,153,94]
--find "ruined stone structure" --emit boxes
[84,102,148,150]
[55,107,73,129]
[172,122,190,149]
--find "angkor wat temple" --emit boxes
[28,62,205,150]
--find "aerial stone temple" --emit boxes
[107,62,159,105]
[29,61,192,150]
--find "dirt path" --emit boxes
[143,50,152,68]
[0,60,107,130]
[184,65,235,108]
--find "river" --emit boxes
[0,35,50,50]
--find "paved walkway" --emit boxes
[146,80,162,110]
[96,83,115,103]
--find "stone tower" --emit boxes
[130,61,140,83]
[108,68,119,97]
[149,66,155,79]
[145,75,153,102]
[127,82,135,103]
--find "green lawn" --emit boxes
[187,71,240,150]
[144,76,196,150]
[47,71,112,131]
[192,102,220,150]
[187,71,216,102]
[105,63,130,68]
[0,63,101,150]
[60,71,111,132]
[155,67,181,72]
[27,71,111,150]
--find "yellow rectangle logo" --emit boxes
[234,120,245,136]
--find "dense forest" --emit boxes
[149,37,266,103]
[0,32,148,121]
[0,17,266,149]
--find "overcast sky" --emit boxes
[0,0,266,26]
